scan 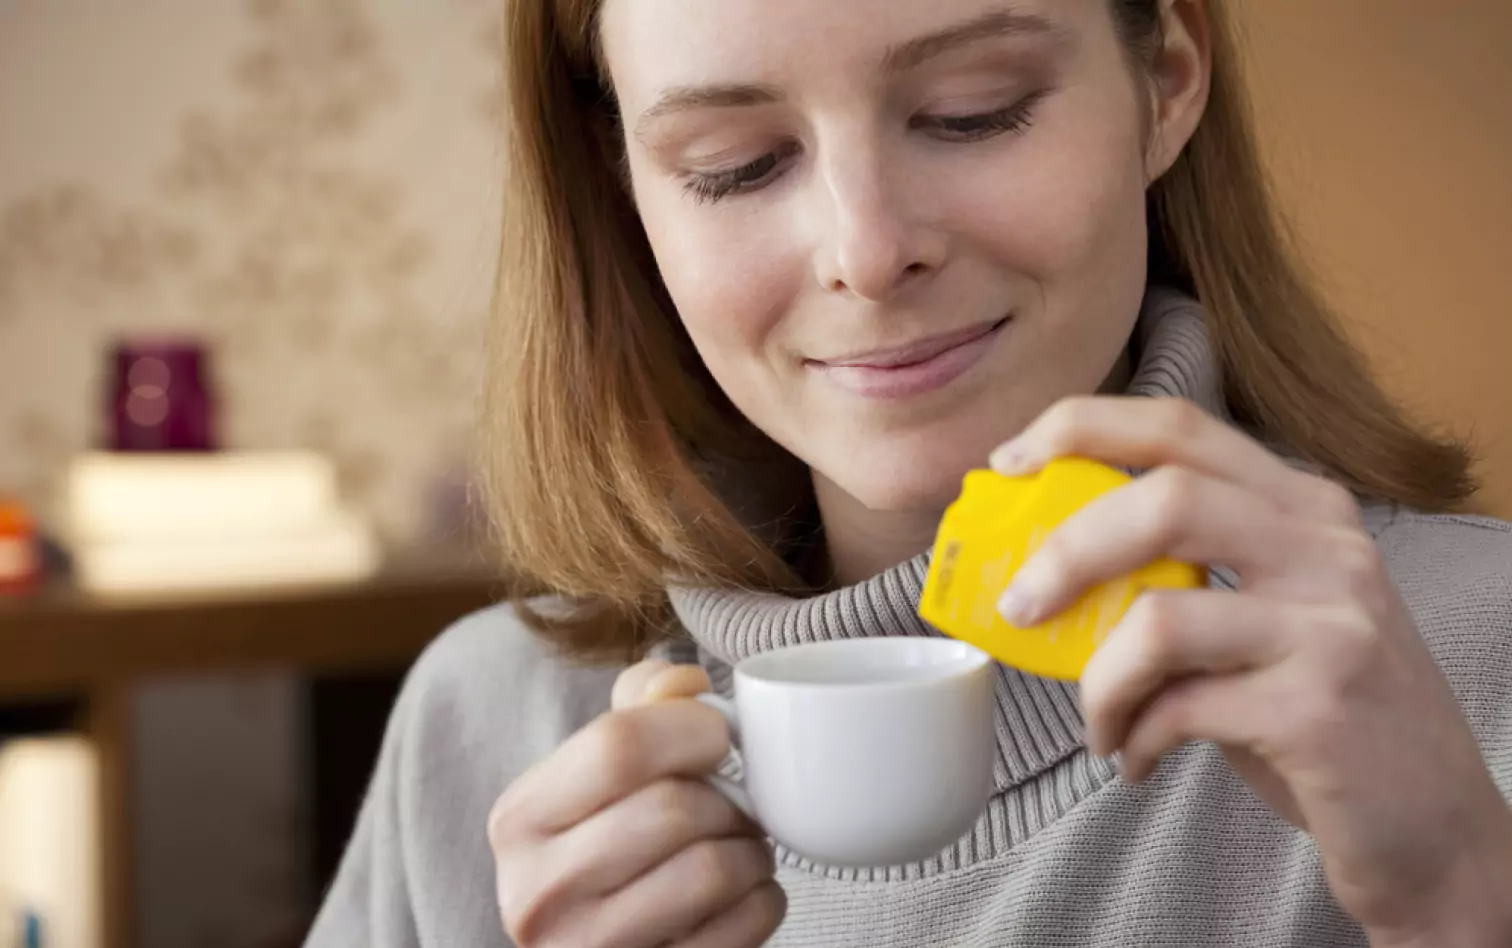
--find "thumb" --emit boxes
[611,659,671,710]
[641,663,713,705]
[610,660,713,709]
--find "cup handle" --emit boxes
[695,693,757,820]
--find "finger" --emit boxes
[990,395,1360,526]
[1080,589,1296,757]
[642,663,714,704]
[675,881,787,948]
[1118,672,1275,784]
[590,837,776,948]
[502,699,731,832]
[550,778,757,899]
[998,466,1295,626]
[1221,745,1306,828]
[613,660,673,710]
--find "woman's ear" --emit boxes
[1143,0,1212,184]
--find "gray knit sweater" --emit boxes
[306,292,1512,947]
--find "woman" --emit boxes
[308,0,1512,945]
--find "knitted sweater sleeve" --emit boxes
[303,670,424,948]
[1377,512,1512,795]
[303,603,622,948]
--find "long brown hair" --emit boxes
[484,0,1475,661]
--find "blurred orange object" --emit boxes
[0,499,41,594]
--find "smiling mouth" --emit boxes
[813,317,1010,370]
[807,316,1011,400]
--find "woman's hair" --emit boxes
[484,0,1476,661]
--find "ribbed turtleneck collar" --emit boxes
[663,288,1226,870]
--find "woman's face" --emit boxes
[602,0,1200,515]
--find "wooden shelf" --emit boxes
[0,550,504,948]
[0,552,503,699]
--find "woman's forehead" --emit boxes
[598,0,1102,107]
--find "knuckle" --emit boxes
[486,793,520,852]
[487,767,547,852]
[1279,611,1380,751]
[706,838,750,880]
[1030,526,1069,570]
[753,836,778,876]
[500,866,563,947]
[1154,681,1202,745]
[647,779,705,839]
[759,880,789,919]
[693,839,768,903]
[1082,671,1118,722]
[1145,468,1196,537]
[1077,657,1113,715]
[649,774,697,810]
[748,882,789,940]
[610,660,658,709]
[690,700,735,754]
[499,894,535,945]
[1045,394,1088,426]
[684,841,738,904]
[1318,605,1381,677]
[1042,396,1093,443]
[1130,591,1187,662]
[1332,533,1387,602]
[1311,478,1362,525]
[1157,397,1206,443]
[1286,678,1352,751]
[588,713,650,790]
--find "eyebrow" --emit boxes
[633,7,1064,138]
[883,8,1066,74]
[636,83,784,137]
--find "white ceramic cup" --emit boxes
[696,637,995,867]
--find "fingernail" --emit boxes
[997,584,1042,626]
[989,440,1031,475]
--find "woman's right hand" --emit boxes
[490,659,786,948]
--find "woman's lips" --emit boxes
[809,317,1008,399]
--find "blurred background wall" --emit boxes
[0,0,502,546]
[1241,0,1512,517]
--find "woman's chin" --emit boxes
[815,451,977,517]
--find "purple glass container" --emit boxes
[106,339,218,452]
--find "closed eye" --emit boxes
[914,89,1048,142]
[682,141,799,204]
[680,89,1048,205]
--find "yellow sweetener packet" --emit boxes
[919,457,1206,681]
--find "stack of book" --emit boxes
[64,451,380,596]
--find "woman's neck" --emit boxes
[810,473,942,588]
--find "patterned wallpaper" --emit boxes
[0,0,505,546]
[1,8,507,948]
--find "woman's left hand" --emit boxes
[989,395,1512,947]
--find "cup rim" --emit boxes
[734,637,991,690]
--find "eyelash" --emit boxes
[681,90,1047,205]
[683,142,800,206]
[917,89,1046,141]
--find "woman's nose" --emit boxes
[811,150,948,303]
